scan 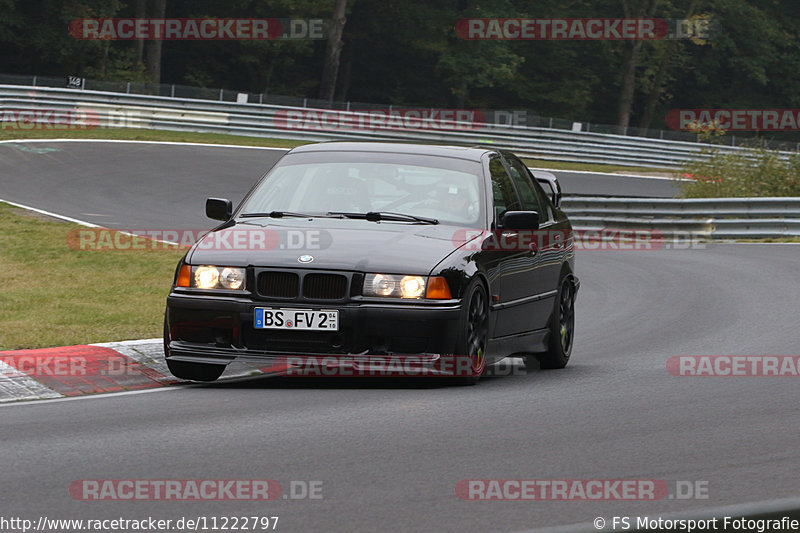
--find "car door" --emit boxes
[503,154,563,324]
[482,155,546,337]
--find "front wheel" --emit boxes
[450,279,489,386]
[537,274,576,369]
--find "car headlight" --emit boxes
[177,265,246,290]
[363,274,451,299]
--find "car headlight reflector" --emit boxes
[400,276,425,298]
[220,267,245,290]
[370,273,396,296]
[188,265,246,290]
[194,266,220,289]
[363,274,429,299]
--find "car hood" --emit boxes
[186,218,475,274]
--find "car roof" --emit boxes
[288,142,494,161]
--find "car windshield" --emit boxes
[238,151,484,227]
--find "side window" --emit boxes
[507,158,550,221]
[489,157,521,221]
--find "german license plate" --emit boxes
[254,308,339,331]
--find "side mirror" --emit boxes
[206,198,233,221]
[502,210,539,230]
[531,169,563,208]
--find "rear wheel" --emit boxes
[450,280,489,386]
[163,314,225,382]
[537,274,575,369]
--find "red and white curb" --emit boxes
[0,339,277,403]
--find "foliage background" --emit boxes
[1,0,799,135]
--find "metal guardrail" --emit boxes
[3,84,797,169]
[8,71,787,148]
[561,196,800,239]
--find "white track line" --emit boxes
[0,138,291,151]
[0,198,100,227]
[0,200,194,247]
[0,385,186,408]
[91,338,162,347]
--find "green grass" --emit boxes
[0,203,186,350]
[0,126,669,173]
[0,126,309,149]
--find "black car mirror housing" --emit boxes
[501,210,539,230]
[206,198,233,221]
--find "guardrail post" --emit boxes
[171,84,175,98]
[303,98,307,107]
[219,88,223,101]
[126,82,131,93]
[32,76,37,86]
[548,117,553,128]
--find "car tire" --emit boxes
[450,279,489,386]
[536,273,575,369]
[163,315,225,382]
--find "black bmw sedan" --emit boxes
[164,142,578,384]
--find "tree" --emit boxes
[318,0,347,103]
[145,0,167,84]
[134,0,146,65]
[616,0,659,131]
[638,0,700,130]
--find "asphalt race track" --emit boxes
[2,141,799,532]
[0,140,285,230]
[0,140,679,231]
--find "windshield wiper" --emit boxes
[240,211,342,219]
[327,211,439,224]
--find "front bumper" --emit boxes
[165,292,463,366]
